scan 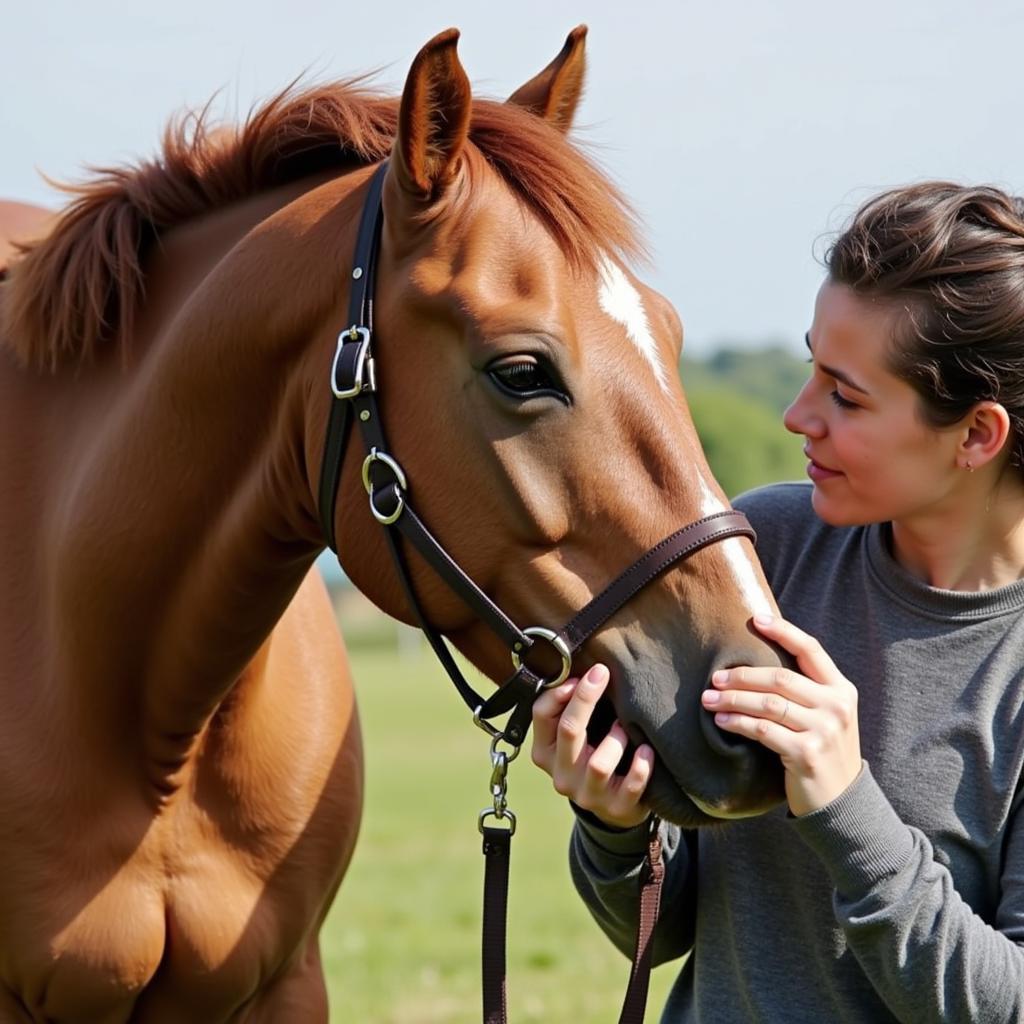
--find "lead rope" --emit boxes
[618,815,665,1024]
[479,742,664,1024]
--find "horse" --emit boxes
[0,26,785,1022]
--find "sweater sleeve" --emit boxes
[568,813,698,967]
[792,763,1024,1022]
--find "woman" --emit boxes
[532,182,1024,1022]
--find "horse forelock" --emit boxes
[2,80,645,374]
[461,100,644,273]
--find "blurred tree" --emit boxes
[680,346,808,498]
[681,345,808,414]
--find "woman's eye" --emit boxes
[488,359,568,404]
[829,389,859,410]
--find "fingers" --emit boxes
[708,709,796,758]
[751,613,841,684]
[580,723,655,824]
[708,615,863,815]
[530,677,578,774]
[530,663,653,829]
[713,616,858,734]
[701,686,808,731]
[554,663,611,778]
[530,663,609,776]
[709,664,820,706]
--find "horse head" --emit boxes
[323,28,787,826]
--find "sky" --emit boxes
[4,0,1024,355]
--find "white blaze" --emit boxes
[597,256,670,393]
[597,255,771,616]
[698,479,774,617]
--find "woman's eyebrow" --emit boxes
[804,332,870,394]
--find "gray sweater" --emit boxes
[570,482,1024,1023]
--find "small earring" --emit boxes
[965,460,974,473]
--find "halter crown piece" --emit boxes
[317,161,757,1024]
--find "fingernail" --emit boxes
[702,690,720,705]
[753,613,774,626]
[712,670,729,687]
[715,712,732,724]
[584,664,610,686]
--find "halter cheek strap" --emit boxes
[317,164,387,554]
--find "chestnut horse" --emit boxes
[0,27,784,1023]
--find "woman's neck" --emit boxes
[891,473,1024,591]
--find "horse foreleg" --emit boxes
[242,938,329,1024]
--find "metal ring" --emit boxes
[367,485,405,526]
[361,449,407,526]
[478,808,517,835]
[490,733,521,764]
[510,626,572,689]
[361,448,407,494]
[472,706,502,738]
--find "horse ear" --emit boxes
[391,28,472,199]
[507,25,587,133]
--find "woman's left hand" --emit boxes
[701,614,862,817]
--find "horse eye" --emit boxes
[488,358,568,404]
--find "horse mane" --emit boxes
[1,80,642,372]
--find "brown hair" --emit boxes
[826,182,1024,472]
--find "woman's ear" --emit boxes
[960,401,1013,469]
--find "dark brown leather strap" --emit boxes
[385,486,533,652]
[318,163,387,551]
[559,512,755,651]
[617,817,665,1024]
[481,827,512,1024]
[379,512,544,734]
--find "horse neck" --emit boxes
[48,171,360,764]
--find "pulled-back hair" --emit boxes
[826,182,1024,474]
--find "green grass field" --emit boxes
[321,640,678,1023]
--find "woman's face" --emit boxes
[784,281,961,527]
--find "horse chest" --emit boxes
[1,862,167,1023]
[0,801,308,1023]
[1,668,359,1021]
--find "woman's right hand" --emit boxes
[530,663,655,829]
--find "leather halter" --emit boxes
[319,163,755,744]
[318,162,756,1023]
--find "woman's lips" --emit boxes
[805,453,844,482]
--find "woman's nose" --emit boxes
[783,380,823,437]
